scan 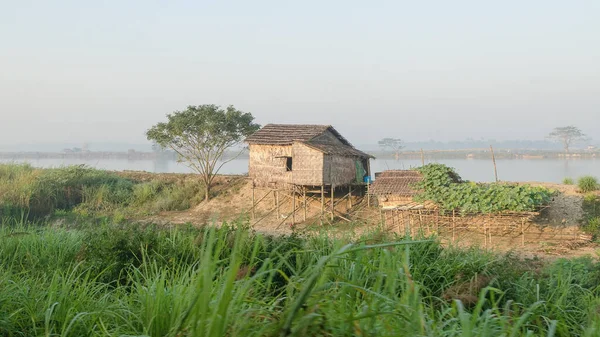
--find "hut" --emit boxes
[370,170,434,209]
[245,124,374,189]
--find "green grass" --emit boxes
[0,163,204,220]
[579,176,599,193]
[1,218,600,336]
[563,177,574,185]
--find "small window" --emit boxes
[285,157,293,171]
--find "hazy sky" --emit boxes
[1,0,599,147]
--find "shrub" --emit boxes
[414,164,553,214]
[563,177,574,185]
[578,176,599,193]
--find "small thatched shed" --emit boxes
[370,170,435,209]
[245,124,374,188]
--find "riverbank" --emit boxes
[2,163,598,259]
[3,164,600,334]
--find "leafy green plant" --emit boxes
[563,177,574,185]
[414,164,553,214]
[578,176,599,193]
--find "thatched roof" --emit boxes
[246,124,374,159]
[245,124,352,146]
[370,170,423,196]
[301,142,374,159]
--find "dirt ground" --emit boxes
[134,172,598,259]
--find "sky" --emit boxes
[1,0,599,149]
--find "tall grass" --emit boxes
[0,163,204,219]
[1,219,600,336]
[579,176,599,193]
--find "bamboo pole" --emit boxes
[420,148,425,166]
[251,182,255,220]
[452,210,456,242]
[488,215,492,246]
[490,145,498,182]
[367,182,370,207]
[303,187,307,222]
[292,187,296,225]
[348,186,352,209]
[331,186,335,221]
[400,211,405,235]
[275,190,280,219]
[321,185,324,216]
[521,219,525,247]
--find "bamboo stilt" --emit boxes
[292,187,296,225]
[348,186,352,209]
[521,219,525,247]
[275,191,280,219]
[303,188,307,222]
[452,210,456,242]
[320,185,325,225]
[331,186,335,221]
[251,182,255,220]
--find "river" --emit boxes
[1,157,599,183]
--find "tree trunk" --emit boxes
[204,182,210,201]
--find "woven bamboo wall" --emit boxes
[290,143,324,186]
[323,155,358,186]
[249,143,325,188]
[249,144,293,188]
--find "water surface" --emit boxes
[1,157,598,183]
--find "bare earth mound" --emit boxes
[140,174,596,258]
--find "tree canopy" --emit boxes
[146,105,260,200]
[548,126,587,153]
[378,138,404,160]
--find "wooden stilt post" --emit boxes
[292,187,296,225]
[348,186,352,209]
[275,190,280,220]
[484,223,488,249]
[452,210,456,242]
[521,219,525,247]
[320,185,325,216]
[420,148,425,166]
[400,211,405,235]
[490,145,498,182]
[330,186,335,221]
[303,187,307,222]
[488,214,492,246]
[251,182,255,220]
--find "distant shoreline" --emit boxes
[1,149,598,161]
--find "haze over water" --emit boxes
[2,158,598,184]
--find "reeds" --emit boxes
[1,219,599,336]
[0,163,204,219]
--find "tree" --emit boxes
[378,138,404,160]
[548,126,587,153]
[147,105,260,201]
